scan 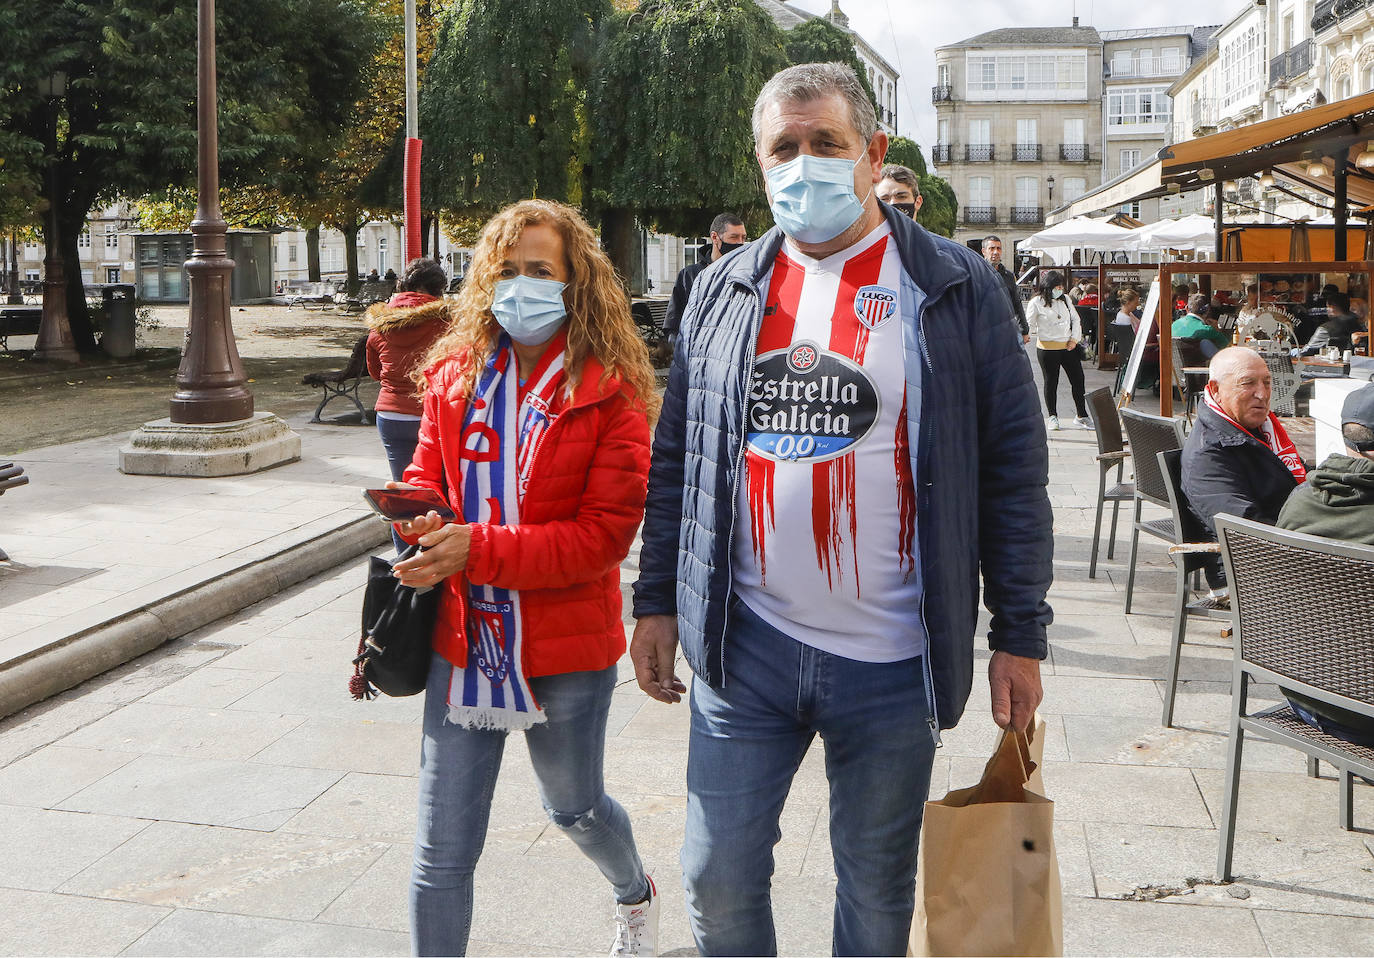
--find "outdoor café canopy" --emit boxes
[1125,214,1217,251]
[1047,90,1374,224]
[1019,216,1136,264]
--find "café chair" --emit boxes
[1156,450,1234,728]
[1084,387,1133,579]
[1214,515,1374,881]
[1119,408,1187,613]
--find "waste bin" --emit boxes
[100,284,137,358]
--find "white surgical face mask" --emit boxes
[490,275,567,345]
[763,148,873,244]
[1052,288,1065,300]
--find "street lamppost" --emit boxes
[120,0,299,475]
[1047,174,1056,212]
[33,71,78,363]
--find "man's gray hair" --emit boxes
[710,212,744,236]
[981,235,1003,249]
[752,62,878,149]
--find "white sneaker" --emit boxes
[610,875,658,957]
[1047,415,1060,431]
[1074,415,1093,429]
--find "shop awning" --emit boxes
[1047,90,1374,224]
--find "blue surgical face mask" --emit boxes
[764,149,873,245]
[491,275,568,346]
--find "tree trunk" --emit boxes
[7,232,20,305]
[601,208,645,296]
[306,225,321,282]
[56,223,97,353]
[419,213,432,257]
[342,216,360,297]
[432,216,441,264]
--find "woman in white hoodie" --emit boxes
[1025,269,1089,430]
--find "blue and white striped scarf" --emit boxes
[447,333,565,730]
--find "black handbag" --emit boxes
[350,543,439,699]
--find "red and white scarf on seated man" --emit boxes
[1202,388,1307,485]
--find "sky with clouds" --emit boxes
[786,0,1244,151]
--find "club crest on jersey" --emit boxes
[853,284,897,330]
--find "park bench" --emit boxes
[284,282,341,312]
[0,306,42,350]
[341,281,395,315]
[0,462,29,561]
[302,334,373,424]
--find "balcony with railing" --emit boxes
[965,144,995,162]
[1009,207,1043,225]
[932,84,953,103]
[1190,97,1218,135]
[932,143,952,164]
[1269,38,1314,86]
[1106,54,1185,79]
[1059,143,1091,162]
[964,206,997,225]
[1013,143,1042,162]
[1313,0,1369,33]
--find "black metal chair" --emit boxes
[303,334,373,424]
[1214,516,1374,880]
[1105,323,1136,394]
[1119,408,1187,613]
[1156,450,1235,727]
[1085,388,1133,578]
[0,462,29,561]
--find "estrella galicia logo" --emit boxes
[746,345,879,462]
[853,284,897,330]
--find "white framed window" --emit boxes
[105,267,120,284]
[1063,118,1085,145]
[1120,201,1142,219]
[377,236,390,273]
[1108,86,1172,126]
[288,244,298,264]
[1119,149,1143,171]
[77,230,91,250]
[938,118,950,144]
[1161,47,1181,72]
[1112,50,1132,76]
[967,176,992,207]
[1365,65,1374,92]
[1220,24,1262,110]
[937,63,950,88]
[104,225,118,249]
[966,51,1087,100]
[1015,177,1039,206]
[1282,14,1294,51]
[1062,177,1087,202]
[25,269,40,282]
[968,119,990,145]
[24,239,40,250]
[1016,118,1037,145]
[1340,75,1353,99]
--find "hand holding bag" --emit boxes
[349,543,439,699]
[909,714,1063,957]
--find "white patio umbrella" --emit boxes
[1019,216,1137,265]
[1126,214,1216,252]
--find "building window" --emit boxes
[1119,149,1143,172]
[1340,75,1353,99]
[966,51,1087,100]
[938,118,950,145]
[77,230,91,250]
[967,176,992,207]
[968,119,990,145]
[938,63,950,88]
[1161,47,1181,72]
[25,269,40,282]
[1108,86,1172,126]
[1220,24,1262,110]
[1119,201,1142,219]
[1016,118,1037,145]
[1365,65,1374,92]
[106,267,120,284]
[105,225,118,249]
[378,236,390,273]
[1062,177,1087,202]
[288,244,298,264]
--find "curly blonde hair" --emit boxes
[416,200,660,424]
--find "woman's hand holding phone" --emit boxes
[386,481,472,586]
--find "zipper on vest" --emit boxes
[719,283,765,682]
[913,290,940,745]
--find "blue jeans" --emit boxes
[376,415,421,553]
[410,652,649,956]
[681,600,936,957]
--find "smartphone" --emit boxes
[362,486,457,522]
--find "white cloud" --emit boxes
[786,0,1241,151]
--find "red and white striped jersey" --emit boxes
[731,221,924,663]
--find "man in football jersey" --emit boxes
[631,62,1052,957]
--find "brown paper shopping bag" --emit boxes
[909,715,1062,957]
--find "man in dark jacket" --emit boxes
[982,234,1030,343]
[630,63,1052,957]
[663,213,747,342]
[1182,347,1308,600]
[1301,290,1368,356]
[1274,382,1374,745]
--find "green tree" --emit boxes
[781,17,877,113]
[916,174,958,238]
[419,0,609,215]
[0,0,383,352]
[589,0,789,288]
[883,136,926,176]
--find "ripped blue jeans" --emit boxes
[410,652,648,956]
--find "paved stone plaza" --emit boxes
[1,357,1372,956]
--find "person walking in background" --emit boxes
[1025,269,1089,430]
[981,234,1029,343]
[664,213,747,345]
[388,200,662,957]
[875,162,923,219]
[365,258,452,552]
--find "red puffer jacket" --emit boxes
[401,349,651,677]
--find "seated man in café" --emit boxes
[1182,347,1308,607]
[1275,382,1374,746]
[1300,291,1368,356]
[1172,293,1231,357]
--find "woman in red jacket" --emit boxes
[366,257,452,552]
[387,200,660,957]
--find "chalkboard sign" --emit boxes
[1119,278,1160,409]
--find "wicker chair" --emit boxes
[1085,388,1133,578]
[1119,408,1187,613]
[1156,450,1235,727]
[1214,515,1374,881]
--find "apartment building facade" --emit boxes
[932,24,1105,251]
